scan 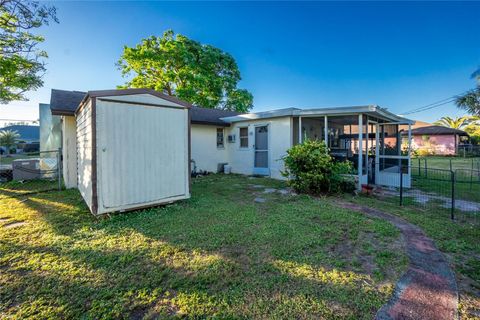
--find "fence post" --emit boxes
[399,166,403,206]
[425,158,428,178]
[470,158,474,190]
[451,170,455,220]
[418,158,421,176]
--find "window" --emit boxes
[239,127,248,148]
[216,128,224,148]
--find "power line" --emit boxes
[0,118,38,122]
[402,99,457,115]
[401,90,471,116]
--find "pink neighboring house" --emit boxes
[406,125,469,155]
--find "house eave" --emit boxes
[191,120,231,127]
[221,105,415,124]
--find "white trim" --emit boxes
[375,123,380,184]
[378,155,410,159]
[299,116,302,143]
[358,114,363,191]
[324,115,328,146]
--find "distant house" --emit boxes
[402,125,469,155]
[0,125,39,143]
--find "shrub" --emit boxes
[281,139,354,194]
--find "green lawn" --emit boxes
[413,156,480,171]
[0,175,406,319]
[410,157,480,203]
[347,194,480,319]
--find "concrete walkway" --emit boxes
[337,201,458,320]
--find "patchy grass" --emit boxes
[0,179,61,196]
[346,194,480,319]
[0,175,406,319]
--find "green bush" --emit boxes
[281,139,354,194]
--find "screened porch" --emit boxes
[291,111,413,189]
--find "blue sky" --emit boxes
[2,1,479,125]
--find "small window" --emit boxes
[216,128,224,148]
[239,127,248,148]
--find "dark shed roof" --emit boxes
[50,89,86,116]
[407,125,469,136]
[190,106,241,126]
[49,89,241,126]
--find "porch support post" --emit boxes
[299,116,302,143]
[358,114,363,191]
[408,123,412,177]
[324,116,328,146]
[365,117,369,183]
[375,123,380,185]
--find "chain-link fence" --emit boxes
[0,149,62,193]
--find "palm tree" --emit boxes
[433,116,473,130]
[0,130,20,155]
[456,67,480,115]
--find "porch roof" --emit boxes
[220,105,414,124]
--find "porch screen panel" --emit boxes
[301,118,324,142]
[381,124,401,156]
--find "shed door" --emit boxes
[97,101,188,209]
[253,125,269,175]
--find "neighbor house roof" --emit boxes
[406,125,469,136]
[221,105,414,124]
[0,125,39,142]
[49,88,242,126]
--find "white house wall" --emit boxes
[95,99,190,214]
[191,124,228,173]
[62,116,78,189]
[76,100,93,211]
[225,117,292,180]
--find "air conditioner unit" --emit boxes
[12,159,41,180]
[228,134,236,143]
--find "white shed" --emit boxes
[74,89,191,215]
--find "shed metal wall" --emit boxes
[95,98,190,214]
[76,99,93,211]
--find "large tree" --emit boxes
[456,67,480,115]
[0,0,58,104]
[118,30,253,112]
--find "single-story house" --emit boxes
[401,125,469,156]
[41,88,414,214]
